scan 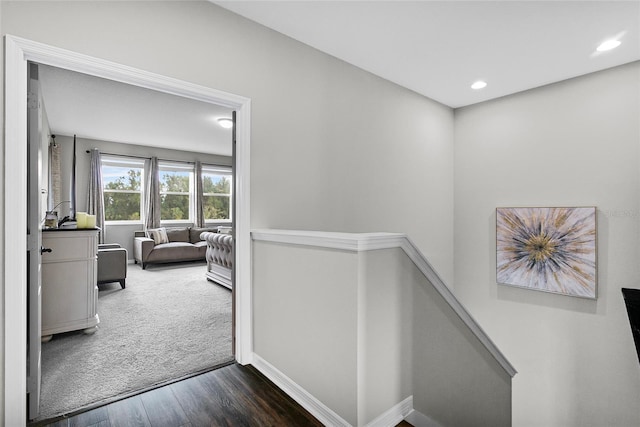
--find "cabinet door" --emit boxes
[41,260,92,329]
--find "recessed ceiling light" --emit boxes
[597,39,621,52]
[471,80,487,90]
[217,118,233,129]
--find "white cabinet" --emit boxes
[41,229,100,340]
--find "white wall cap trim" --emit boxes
[364,395,413,427]
[251,229,517,378]
[252,354,351,427]
[251,229,407,252]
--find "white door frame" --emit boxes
[4,35,253,426]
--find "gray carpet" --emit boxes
[37,261,233,421]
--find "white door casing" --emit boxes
[4,34,253,426]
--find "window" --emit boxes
[202,166,232,221]
[159,162,193,222]
[101,157,231,225]
[102,156,144,222]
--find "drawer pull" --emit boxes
[40,246,52,255]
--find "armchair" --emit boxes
[97,243,128,289]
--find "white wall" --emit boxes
[454,62,640,427]
[1,1,455,421]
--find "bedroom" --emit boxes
[32,63,237,421]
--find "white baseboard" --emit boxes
[405,409,443,427]
[252,354,438,427]
[365,395,413,427]
[252,354,351,427]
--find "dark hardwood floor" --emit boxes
[34,362,415,427]
[35,363,324,427]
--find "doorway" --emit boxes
[33,62,237,419]
[4,35,253,426]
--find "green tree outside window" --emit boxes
[159,169,191,221]
[104,168,142,221]
[203,174,231,220]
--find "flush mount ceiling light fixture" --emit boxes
[597,39,622,52]
[217,118,233,129]
[471,80,487,90]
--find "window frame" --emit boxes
[201,164,233,224]
[158,161,194,224]
[101,156,145,224]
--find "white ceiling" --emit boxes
[38,65,234,156]
[215,0,640,108]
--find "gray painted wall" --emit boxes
[454,62,640,427]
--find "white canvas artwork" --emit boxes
[496,207,597,299]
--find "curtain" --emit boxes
[87,149,105,243]
[145,156,161,230]
[194,161,205,228]
[48,140,62,211]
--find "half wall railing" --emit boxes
[251,229,516,427]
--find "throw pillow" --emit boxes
[147,227,168,245]
[166,227,189,243]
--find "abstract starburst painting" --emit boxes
[496,207,597,299]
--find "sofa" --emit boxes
[133,227,218,269]
[202,231,233,289]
